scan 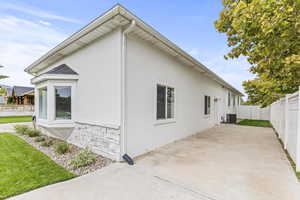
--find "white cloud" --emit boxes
[39,20,51,26]
[0,2,81,24]
[0,15,67,86]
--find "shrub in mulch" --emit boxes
[54,142,70,155]
[14,125,30,135]
[13,128,112,176]
[69,148,96,169]
[25,129,41,137]
[34,136,45,142]
[41,139,54,147]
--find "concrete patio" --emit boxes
[9,124,300,200]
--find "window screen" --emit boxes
[55,86,71,120]
[205,95,211,115]
[156,85,166,120]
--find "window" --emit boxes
[204,95,211,115]
[39,87,47,119]
[156,84,175,120]
[233,94,236,106]
[167,87,175,119]
[55,86,71,120]
[228,92,231,107]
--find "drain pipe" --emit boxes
[120,20,136,164]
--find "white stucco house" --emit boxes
[25,4,243,161]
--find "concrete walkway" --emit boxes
[0,122,32,132]
[9,124,300,200]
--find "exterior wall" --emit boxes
[125,36,240,157]
[23,95,34,105]
[67,122,120,160]
[36,28,122,127]
[34,29,123,160]
[37,122,120,160]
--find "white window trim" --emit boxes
[204,95,211,117]
[53,83,74,121]
[35,79,76,128]
[154,83,176,125]
[37,85,48,120]
[228,92,231,107]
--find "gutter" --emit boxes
[120,20,136,160]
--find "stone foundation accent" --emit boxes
[67,122,121,160]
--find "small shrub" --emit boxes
[34,136,45,142]
[14,125,30,135]
[54,142,70,155]
[41,139,53,147]
[7,96,13,104]
[69,148,96,169]
[25,128,41,137]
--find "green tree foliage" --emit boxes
[0,87,6,96]
[215,0,300,107]
[0,75,8,80]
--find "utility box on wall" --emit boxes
[226,114,237,124]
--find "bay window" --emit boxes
[38,87,47,119]
[55,86,72,120]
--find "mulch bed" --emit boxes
[13,132,112,176]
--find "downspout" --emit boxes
[120,20,136,161]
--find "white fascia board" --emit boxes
[31,74,79,84]
[118,6,243,96]
[25,4,243,96]
[25,5,121,74]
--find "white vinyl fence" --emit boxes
[270,90,300,171]
[238,105,270,120]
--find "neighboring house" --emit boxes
[12,86,35,105]
[0,85,12,104]
[25,5,243,161]
[0,96,4,104]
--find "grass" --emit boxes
[237,119,272,127]
[0,133,75,199]
[0,116,32,124]
[274,131,300,181]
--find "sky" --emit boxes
[0,0,254,94]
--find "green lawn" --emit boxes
[237,119,272,127]
[0,133,75,199]
[0,116,32,124]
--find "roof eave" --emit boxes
[24,4,122,74]
[25,4,243,96]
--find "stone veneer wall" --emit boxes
[67,122,121,160]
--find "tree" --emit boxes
[0,66,8,81]
[0,87,6,96]
[215,0,300,107]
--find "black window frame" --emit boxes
[204,95,211,115]
[228,92,231,107]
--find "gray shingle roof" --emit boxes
[44,64,78,75]
[0,84,12,96]
[13,86,34,96]
[6,87,12,96]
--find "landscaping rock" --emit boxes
[13,132,112,176]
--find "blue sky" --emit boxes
[0,0,254,94]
